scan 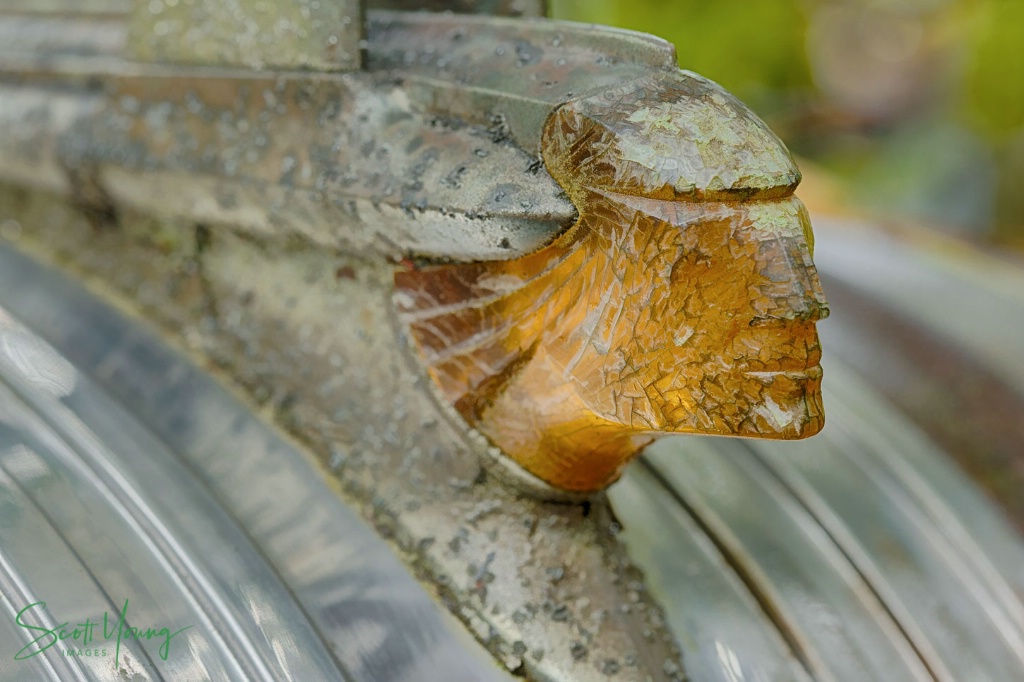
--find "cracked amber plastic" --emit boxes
[395,72,829,493]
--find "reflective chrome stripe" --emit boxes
[753,369,1024,681]
[610,467,815,682]
[639,433,933,682]
[0,243,508,682]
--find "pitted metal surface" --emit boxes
[7,169,1024,682]
[0,72,575,261]
[0,189,685,681]
[366,9,677,151]
[367,0,548,17]
[127,0,363,72]
[0,244,509,682]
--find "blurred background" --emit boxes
[551,0,1024,249]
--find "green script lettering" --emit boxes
[14,603,68,661]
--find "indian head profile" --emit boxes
[395,71,829,494]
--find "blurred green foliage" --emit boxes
[964,0,1024,138]
[551,0,812,108]
[550,0,1024,244]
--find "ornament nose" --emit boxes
[747,201,830,325]
[751,238,830,325]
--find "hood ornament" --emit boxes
[397,71,829,494]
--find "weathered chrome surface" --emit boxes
[128,0,363,72]
[0,243,509,682]
[367,0,547,16]
[0,9,597,261]
[0,8,686,261]
[0,72,574,261]
[0,186,688,680]
[0,10,707,263]
[367,10,678,150]
[610,468,816,682]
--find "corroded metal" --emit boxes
[0,268,505,682]
[128,0,363,71]
[0,72,572,259]
[0,14,601,259]
[366,10,678,151]
[367,0,547,17]
[0,184,684,681]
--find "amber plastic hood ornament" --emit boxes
[399,70,829,495]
